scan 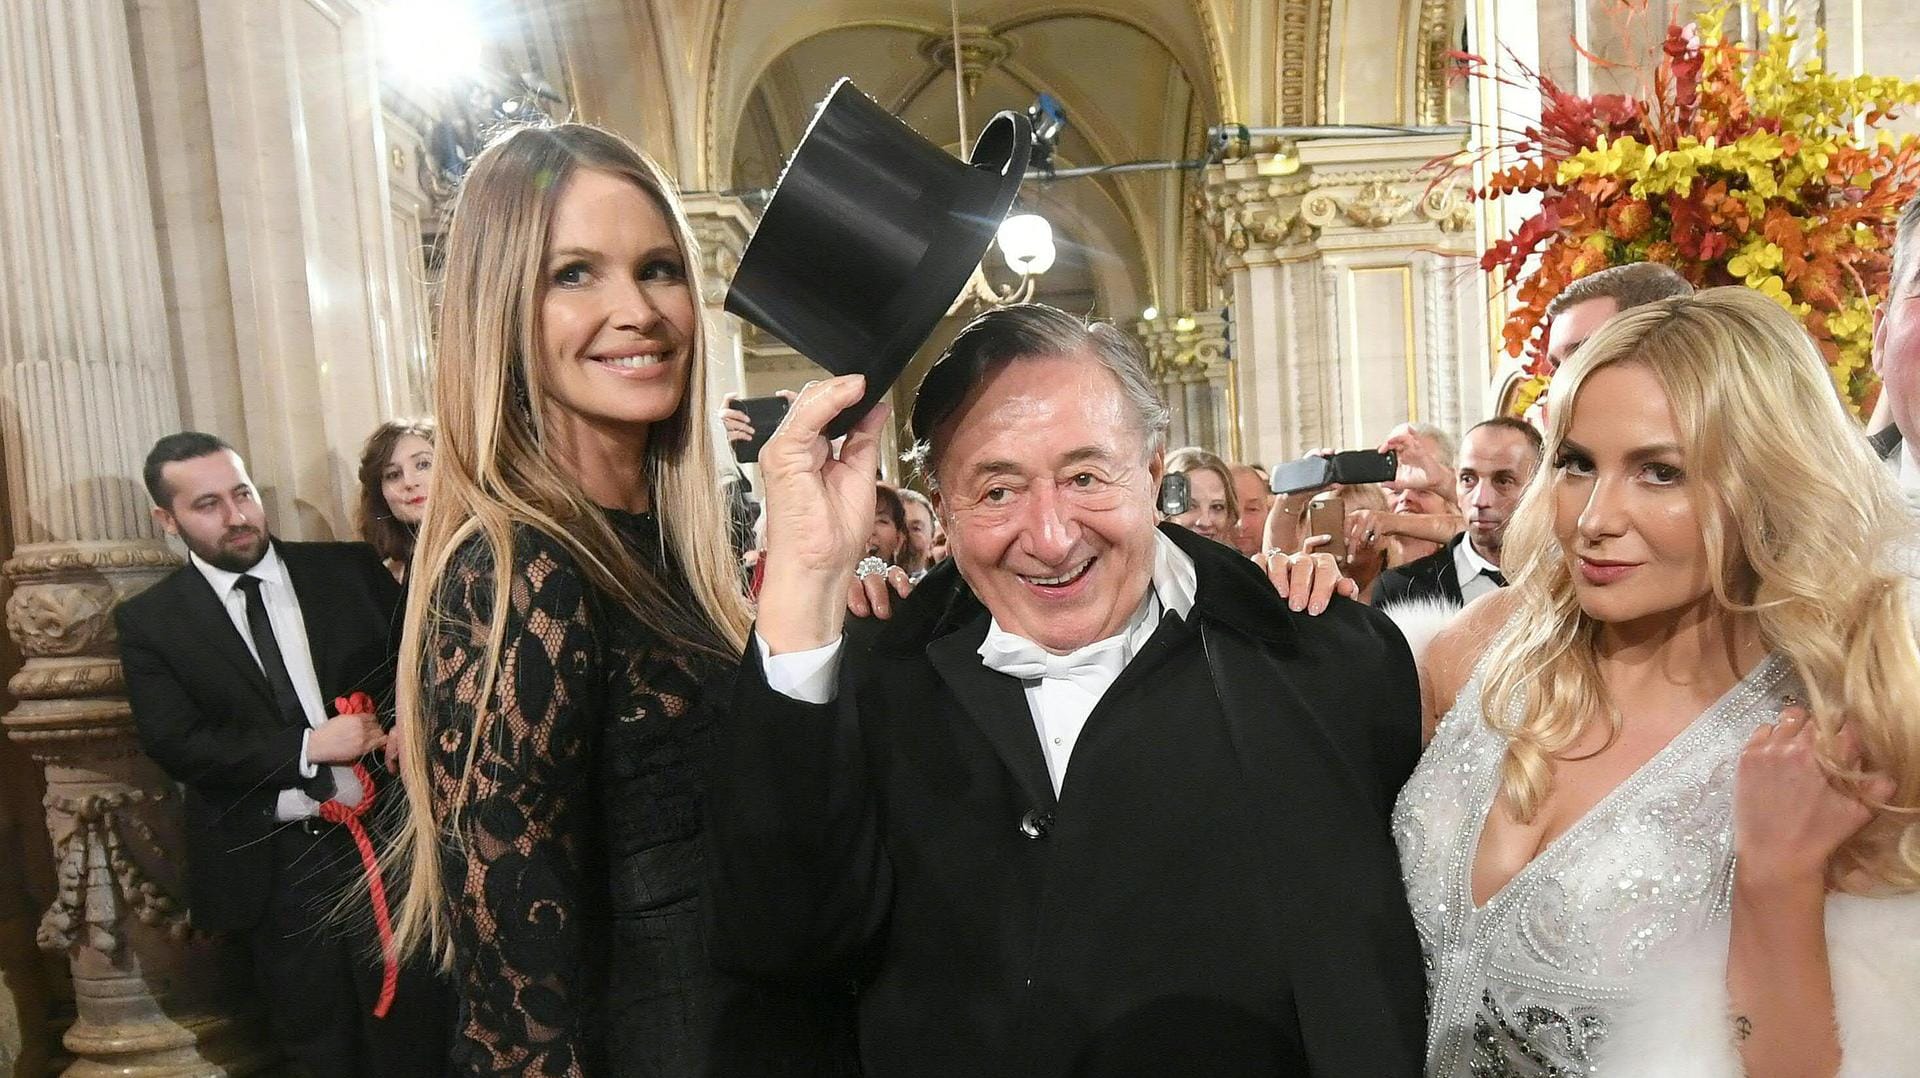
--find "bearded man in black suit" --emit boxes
[708,305,1426,1076]
[116,432,446,1078]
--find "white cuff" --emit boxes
[298,730,318,778]
[756,632,844,704]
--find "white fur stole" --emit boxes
[1593,891,1920,1076]
[1378,596,1465,665]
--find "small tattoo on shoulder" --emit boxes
[1733,1015,1753,1041]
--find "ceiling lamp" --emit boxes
[998,214,1056,276]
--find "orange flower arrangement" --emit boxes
[1457,1,1920,417]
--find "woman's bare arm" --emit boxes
[1416,588,1519,744]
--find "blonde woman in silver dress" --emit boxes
[1396,287,1920,1077]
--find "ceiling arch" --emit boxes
[705,0,1225,188]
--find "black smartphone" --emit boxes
[1269,449,1398,494]
[729,394,792,463]
[1157,472,1191,517]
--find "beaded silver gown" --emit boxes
[1391,651,1797,1076]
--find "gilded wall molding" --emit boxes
[1137,311,1230,379]
[1413,0,1460,125]
[1302,180,1414,228]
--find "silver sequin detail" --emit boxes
[1392,650,1794,1076]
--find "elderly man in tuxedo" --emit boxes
[708,304,1425,1077]
[116,432,446,1078]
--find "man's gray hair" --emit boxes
[1893,194,1920,300]
[1544,262,1695,320]
[906,303,1171,488]
[1405,422,1456,468]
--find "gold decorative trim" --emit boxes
[4,544,179,578]
[1279,0,1315,126]
[10,659,124,700]
[1315,0,1333,123]
[1303,180,1415,228]
[1414,0,1459,125]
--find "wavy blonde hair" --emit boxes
[1482,286,1920,892]
[388,124,752,966]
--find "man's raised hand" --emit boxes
[756,375,890,653]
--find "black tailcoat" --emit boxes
[709,524,1426,1076]
[1370,534,1468,609]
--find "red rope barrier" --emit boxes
[327,692,398,1019]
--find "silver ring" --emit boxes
[1263,548,1285,561]
[1364,529,1378,543]
[854,556,890,580]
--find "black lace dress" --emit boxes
[424,510,855,1076]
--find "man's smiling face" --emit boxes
[934,351,1162,654]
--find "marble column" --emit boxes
[0,1,270,1073]
[1201,135,1488,466]
[683,193,759,482]
[1137,312,1234,459]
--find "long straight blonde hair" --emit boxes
[388,124,753,965]
[1482,286,1920,892]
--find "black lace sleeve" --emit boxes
[425,530,603,1076]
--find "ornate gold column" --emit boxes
[1137,312,1234,458]
[1201,134,1485,466]
[0,2,269,1072]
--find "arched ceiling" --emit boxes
[728,10,1206,320]
[705,0,1225,185]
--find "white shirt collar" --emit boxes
[1455,534,1501,580]
[1900,443,1920,497]
[189,542,286,597]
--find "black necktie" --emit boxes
[233,574,334,802]
[1481,567,1508,588]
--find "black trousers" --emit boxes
[240,821,451,1078]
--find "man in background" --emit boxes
[1871,194,1920,493]
[1229,462,1270,557]
[1543,262,1696,369]
[899,487,938,580]
[1372,418,1543,609]
[116,432,447,1078]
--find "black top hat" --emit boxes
[726,78,1032,438]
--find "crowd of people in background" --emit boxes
[109,119,1920,1078]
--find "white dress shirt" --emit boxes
[190,547,363,820]
[1453,535,1505,604]
[760,531,1199,794]
[1900,444,1920,504]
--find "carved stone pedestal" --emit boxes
[3,542,273,1076]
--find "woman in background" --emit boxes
[1163,445,1240,548]
[1400,287,1920,1076]
[356,418,435,582]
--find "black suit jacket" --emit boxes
[1871,423,1903,463]
[1371,533,1467,609]
[116,539,402,931]
[708,524,1426,1076]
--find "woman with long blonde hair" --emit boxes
[1398,286,1920,1076]
[387,123,849,1074]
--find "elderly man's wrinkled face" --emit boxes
[934,352,1162,654]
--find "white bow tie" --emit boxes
[978,628,1130,691]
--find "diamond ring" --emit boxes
[854,556,891,580]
